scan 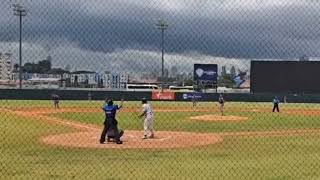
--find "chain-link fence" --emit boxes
[2,0,320,179]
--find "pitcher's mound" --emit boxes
[41,130,223,149]
[190,115,249,122]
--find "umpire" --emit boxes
[100,98,124,144]
[272,96,280,112]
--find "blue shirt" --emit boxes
[103,105,120,119]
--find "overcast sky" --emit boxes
[1,0,320,74]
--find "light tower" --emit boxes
[13,3,27,89]
[156,19,168,92]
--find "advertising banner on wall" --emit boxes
[182,92,203,100]
[152,91,176,100]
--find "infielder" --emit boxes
[218,94,225,116]
[192,94,197,108]
[139,98,154,139]
[52,94,60,109]
[100,98,124,144]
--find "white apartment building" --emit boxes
[102,73,128,89]
[69,72,128,89]
[0,53,13,81]
[70,72,97,86]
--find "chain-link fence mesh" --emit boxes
[1,0,320,179]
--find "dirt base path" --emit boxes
[2,108,223,149]
[42,130,223,149]
[3,107,320,149]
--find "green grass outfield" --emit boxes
[1,100,320,179]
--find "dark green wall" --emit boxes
[1,89,320,103]
[176,93,320,103]
[0,89,151,101]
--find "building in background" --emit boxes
[69,71,98,88]
[102,72,128,89]
[299,55,309,61]
[24,78,60,89]
[10,71,128,89]
[0,53,13,81]
[128,73,158,84]
[12,73,61,81]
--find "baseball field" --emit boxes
[2,100,320,179]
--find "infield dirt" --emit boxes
[3,107,320,149]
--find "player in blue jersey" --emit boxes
[273,96,280,112]
[100,98,124,144]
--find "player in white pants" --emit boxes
[139,98,154,139]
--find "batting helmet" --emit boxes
[141,98,147,104]
[107,98,113,106]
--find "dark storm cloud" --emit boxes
[1,0,320,71]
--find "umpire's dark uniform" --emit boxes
[273,97,280,112]
[100,101,124,144]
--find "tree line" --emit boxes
[14,59,68,75]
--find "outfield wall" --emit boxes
[0,89,151,101]
[1,89,320,103]
[176,93,320,103]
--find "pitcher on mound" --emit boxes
[139,98,154,139]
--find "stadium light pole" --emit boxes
[156,19,168,92]
[13,3,27,89]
